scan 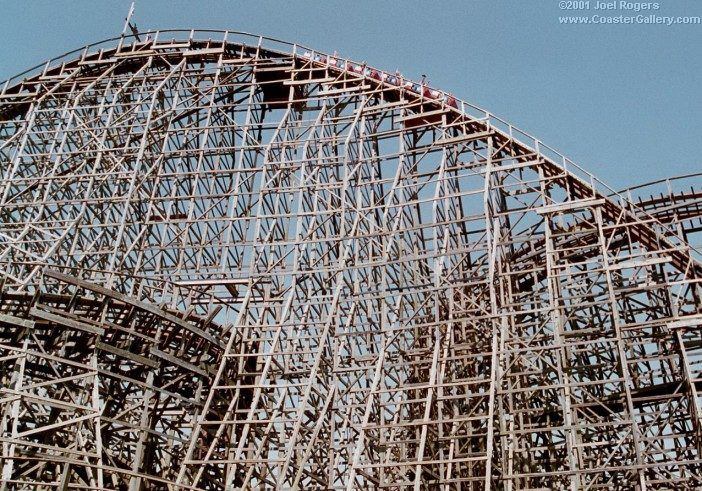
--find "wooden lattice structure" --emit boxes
[1,30,702,489]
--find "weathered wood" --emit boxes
[0,30,700,491]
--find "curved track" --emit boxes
[0,31,701,489]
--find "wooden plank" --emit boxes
[151,42,191,50]
[435,130,494,146]
[361,100,408,115]
[183,47,224,57]
[609,256,672,270]
[0,312,34,329]
[114,50,156,59]
[318,84,370,96]
[29,307,104,336]
[669,315,702,330]
[284,77,336,86]
[177,278,250,287]
[150,348,208,377]
[44,270,222,348]
[535,198,606,215]
[96,341,159,369]
[221,57,255,65]
[78,57,118,66]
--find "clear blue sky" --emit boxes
[1,0,700,189]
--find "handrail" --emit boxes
[618,172,702,194]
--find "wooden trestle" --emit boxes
[0,30,701,489]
